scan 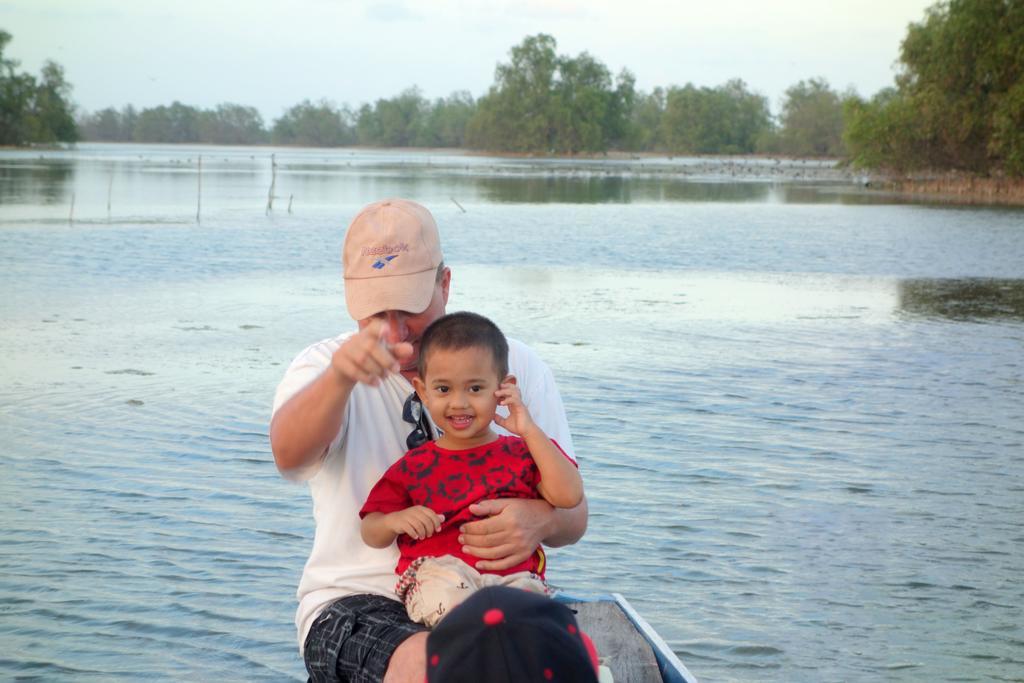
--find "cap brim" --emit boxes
[345,268,438,321]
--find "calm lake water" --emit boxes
[1,143,1023,682]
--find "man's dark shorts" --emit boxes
[304,593,427,683]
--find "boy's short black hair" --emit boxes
[418,311,509,379]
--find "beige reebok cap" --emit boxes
[342,198,444,320]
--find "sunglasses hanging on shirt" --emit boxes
[402,392,434,450]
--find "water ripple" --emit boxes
[3,158,1024,680]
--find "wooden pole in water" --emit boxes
[450,197,466,213]
[196,155,202,224]
[288,193,293,214]
[266,153,276,214]
[107,174,113,221]
[69,193,75,224]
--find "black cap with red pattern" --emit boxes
[426,586,599,683]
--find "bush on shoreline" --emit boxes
[845,0,1024,177]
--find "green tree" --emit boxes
[721,79,772,153]
[0,30,78,145]
[0,30,34,144]
[774,78,848,157]
[356,87,428,147]
[846,0,1024,175]
[606,69,637,149]
[418,91,476,147]
[25,61,77,143]
[353,103,379,144]
[197,103,267,145]
[467,34,560,152]
[79,107,125,141]
[660,84,700,152]
[661,79,770,154]
[271,99,354,146]
[121,105,138,140]
[466,34,634,153]
[843,88,920,170]
[550,54,636,153]
[628,88,666,150]
[134,101,201,143]
[79,104,137,141]
[551,51,610,152]
[991,80,1024,175]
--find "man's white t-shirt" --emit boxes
[271,332,576,653]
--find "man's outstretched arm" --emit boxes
[270,320,412,474]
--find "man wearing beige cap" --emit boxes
[270,198,587,683]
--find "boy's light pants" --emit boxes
[396,555,550,627]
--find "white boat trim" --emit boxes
[612,593,699,683]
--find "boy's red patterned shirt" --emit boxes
[360,435,573,577]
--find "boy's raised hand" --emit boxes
[385,506,444,540]
[493,376,539,438]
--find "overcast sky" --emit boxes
[3,0,936,121]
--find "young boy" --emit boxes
[359,311,584,627]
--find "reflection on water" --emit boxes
[476,175,778,203]
[479,174,630,203]
[773,184,903,205]
[0,161,74,205]
[0,143,876,220]
[5,143,1021,217]
[899,278,1024,321]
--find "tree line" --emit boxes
[6,1,1023,176]
[74,35,853,159]
[76,90,478,149]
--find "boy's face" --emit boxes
[412,345,506,450]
